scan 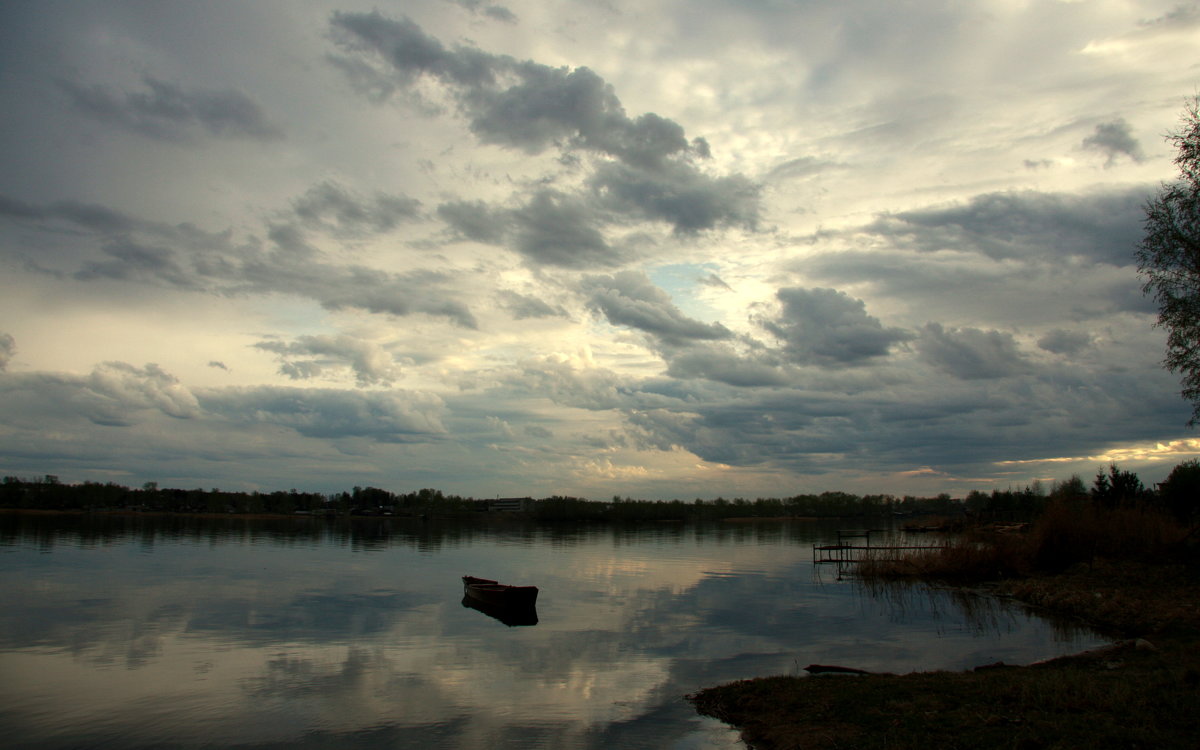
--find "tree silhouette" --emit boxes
[1137,97,1200,423]
[1158,458,1200,521]
[1091,463,1145,510]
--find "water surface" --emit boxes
[0,514,1106,749]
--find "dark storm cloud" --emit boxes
[330,12,694,167]
[496,290,567,319]
[509,357,677,412]
[254,334,401,386]
[73,238,204,289]
[568,279,911,387]
[0,333,15,371]
[0,363,445,447]
[436,199,510,244]
[0,194,248,259]
[1037,329,1093,357]
[461,65,692,165]
[1141,3,1200,28]
[329,11,761,240]
[510,190,623,268]
[490,325,1185,479]
[0,195,138,234]
[198,386,446,441]
[699,273,732,291]
[1082,119,1144,167]
[291,181,422,236]
[448,0,518,24]
[77,362,201,425]
[863,188,1147,266]
[483,5,518,23]
[800,241,1153,327]
[588,162,760,234]
[277,360,323,381]
[328,12,492,90]
[244,259,479,329]
[437,191,630,268]
[640,367,1174,475]
[618,386,881,469]
[758,287,912,366]
[57,76,282,142]
[582,271,733,347]
[791,189,1154,345]
[0,194,478,328]
[0,363,200,428]
[916,323,1030,380]
[265,222,319,258]
[664,345,790,387]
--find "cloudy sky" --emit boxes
[2,0,1199,500]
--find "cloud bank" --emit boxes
[0,1,1195,498]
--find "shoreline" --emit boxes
[0,508,414,522]
[0,507,894,524]
[688,558,1200,749]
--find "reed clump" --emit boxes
[859,500,1194,585]
[857,535,1027,582]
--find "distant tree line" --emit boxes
[959,461,1199,525]
[534,491,958,522]
[0,477,961,521]
[3,460,1197,524]
[0,477,475,517]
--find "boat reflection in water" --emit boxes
[461,594,539,626]
[461,575,539,626]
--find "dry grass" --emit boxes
[1025,501,1191,571]
[690,636,1200,750]
[858,501,1195,584]
[856,536,1027,582]
[1000,559,1200,637]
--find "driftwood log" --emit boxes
[803,664,871,675]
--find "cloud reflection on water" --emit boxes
[0,516,1106,748]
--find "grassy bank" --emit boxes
[688,505,1200,749]
[690,637,1199,750]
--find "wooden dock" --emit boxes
[812,529,945,564]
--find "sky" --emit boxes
[2,0,1199,500]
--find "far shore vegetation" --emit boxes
[9,459,1194,524]
[0,474,994,521]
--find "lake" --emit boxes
[0,513,1107,749]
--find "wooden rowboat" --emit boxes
[462,575,539,606]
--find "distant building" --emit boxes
[488,497,533,512]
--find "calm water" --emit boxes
[0,514,1106,749]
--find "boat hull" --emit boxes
[462,575,539,606]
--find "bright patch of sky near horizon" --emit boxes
[1,0,1199,499]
